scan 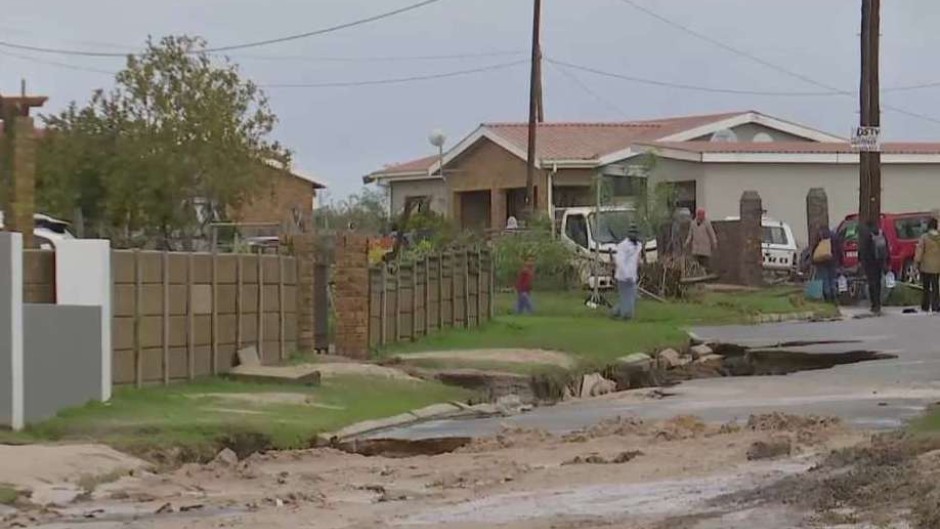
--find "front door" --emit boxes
[460,191,492,231]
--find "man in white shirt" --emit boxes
[612,225,642,320]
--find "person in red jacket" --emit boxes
[515,256,535,315]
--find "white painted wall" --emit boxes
[388,178,448,215]
[55,239,112,401]
[698,163,940,247]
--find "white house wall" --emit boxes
[699,163,940,247]
[647,157,706,210]
[389,179,448,215]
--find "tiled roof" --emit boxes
[482,111,747,160]
[648,141,940,155]
[381,155,438,174]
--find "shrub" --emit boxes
[493,228,573,290]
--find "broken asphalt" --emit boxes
[370,307,940,441]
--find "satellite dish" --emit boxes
[753,132,774,143]
[710,128,739,143]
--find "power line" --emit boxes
[545,58,841,96]
[205,0,447,53]
[261,59,527,88]
[614,0,940,126]
[231,50,526,63]
[615,0,838,94]
[547,60,629,117]
[0,0,448,57]
[0,48,116,75]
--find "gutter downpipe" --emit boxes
[548,162,557,237]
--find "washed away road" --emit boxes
[377,308,940,440]
[11,308,940,529]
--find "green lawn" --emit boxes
[0,485,17,505]
[383,289,836,367]
[1,376,472,460]
[908,407,940,435]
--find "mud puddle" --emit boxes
[25,504,244,529]
[398,459,813,526]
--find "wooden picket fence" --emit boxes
[368,248,494,347]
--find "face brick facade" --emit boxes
[233,165,323,231]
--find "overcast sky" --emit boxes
[3,0,939,200]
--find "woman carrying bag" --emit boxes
[811,227,841,303]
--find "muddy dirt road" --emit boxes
[6,413,879,529]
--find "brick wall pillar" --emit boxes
[806,187,830,252]
[740,191,764,287]
[334,234,370,359]
[9,116,36,248]
[294,233,316,352]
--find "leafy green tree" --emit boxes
[37,35,289,248]
[314,187,389,234]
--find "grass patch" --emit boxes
[0,485,18,505]
[10,376,472,461]
[908,407,940,435]
[382,289,836,367]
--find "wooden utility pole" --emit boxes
[859,0,881,227]
[524,0,542,216]
[535,47,545,123]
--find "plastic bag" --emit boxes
[837,274,848,293]
[885,271,897,289]
[804,279,824,300]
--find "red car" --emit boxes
[836,212,934,281]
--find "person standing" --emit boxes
[915,218,940,313]
[812,227,842,303]
[611,226,642,320]
[859,220,890,315]
[515,256,535,315]
[686,209,718,271]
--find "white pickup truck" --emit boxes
[556,206,648,288]
[557,206,799,287]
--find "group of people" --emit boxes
[514,209,720,321]
[811,217,940,315]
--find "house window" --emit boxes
[404,196,431,214]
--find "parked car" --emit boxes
[721,216,800,273]
[836,212,933,281]
[0,212,76,249]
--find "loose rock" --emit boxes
[211,448,239,467]
[694,354,725,368]
[689,344,713,360]
[747,436,793,461]
[657,349,688,369]
[619,353,653,368]
[580,373,617,398]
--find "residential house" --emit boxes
[365,110,940,246]
[233,160,326,235]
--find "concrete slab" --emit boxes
[236,346,261,367]
[226,365,320,386]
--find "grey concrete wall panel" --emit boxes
[23,304,103,424]
[0,233,24,429]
